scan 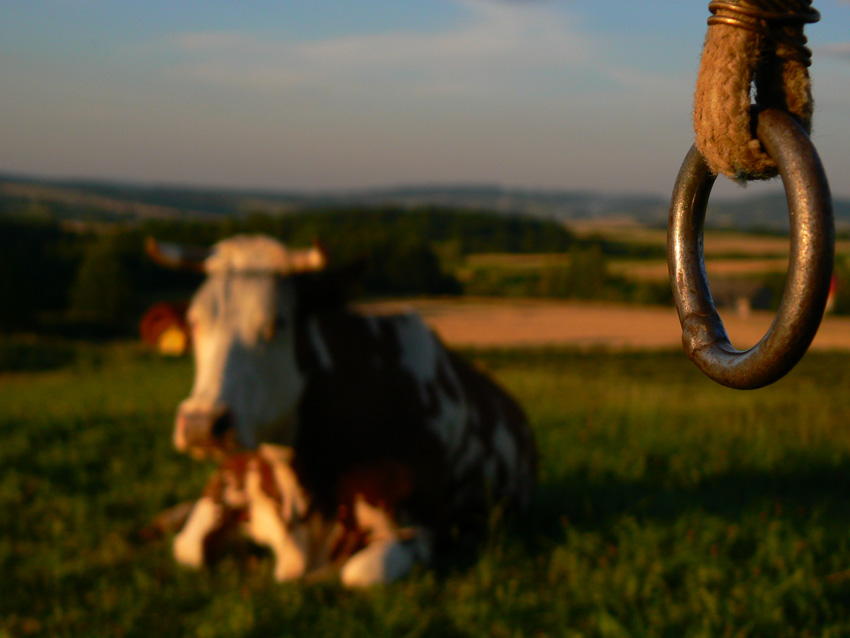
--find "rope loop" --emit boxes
[693,0,819,180]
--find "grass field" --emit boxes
[3,340,850,637]
[568,222,850,261]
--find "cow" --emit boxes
[147,234,537,587]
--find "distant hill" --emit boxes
[2,172,848,232]
[0,175,302,224]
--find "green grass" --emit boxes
[2,342,850,637]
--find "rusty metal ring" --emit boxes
[668,108,834,389]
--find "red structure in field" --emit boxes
[140,302,191,356]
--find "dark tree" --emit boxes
[69,236,134,329]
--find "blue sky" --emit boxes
[2,1,849,198]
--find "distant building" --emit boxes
[708,279,773,318]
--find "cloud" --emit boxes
[164,0,599,98]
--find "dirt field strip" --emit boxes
[363,298,850,351]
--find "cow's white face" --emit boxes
[175,273,304,456]
[171,236,325,457]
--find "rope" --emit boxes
[693,0,820,181]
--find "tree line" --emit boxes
[0,206,580,335]
[10,203,826,338]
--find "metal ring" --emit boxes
[667,108,834,389]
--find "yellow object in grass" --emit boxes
[158,325,188,357]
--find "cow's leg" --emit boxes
[340,534,432,587]
[173,496,225,568]
[244,460,308,581]
[339,496,433,587]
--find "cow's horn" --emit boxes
[145,238,211,272]
[287,243,327,273]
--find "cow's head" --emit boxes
[148,235,329,458]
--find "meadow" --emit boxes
[2,339,850,637]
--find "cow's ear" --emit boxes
[295,256,369,311]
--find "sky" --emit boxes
[2,1,849,199]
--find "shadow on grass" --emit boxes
[524,456,850,544]
[139,457,850,585]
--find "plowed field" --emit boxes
[364,298,850,350]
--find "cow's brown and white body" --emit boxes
[159,235,537,586]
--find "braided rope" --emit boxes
[693,0,819,180]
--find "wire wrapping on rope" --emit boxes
[707,1,819,65]
[693,0,819,180]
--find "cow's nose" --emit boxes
[177,406,233,448]
[211,408,234,437]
